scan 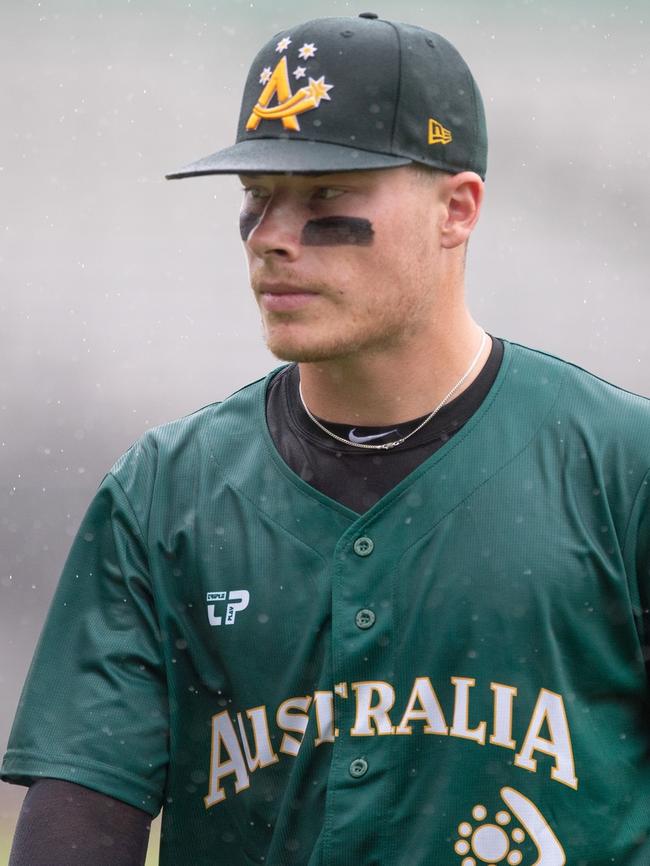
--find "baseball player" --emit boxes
[3,13,650,866]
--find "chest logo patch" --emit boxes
[246,37,333,132]
[453,787,565,866]
[206,590,250,626]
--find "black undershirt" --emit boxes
[9,779,150,866]
[8,337,503,863]
[266,336,504,513]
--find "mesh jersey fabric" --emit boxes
[5,342,503,864]
[2,340,650,865]
[5,340,502,865]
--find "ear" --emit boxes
[439,172,484,250]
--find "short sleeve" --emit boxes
[0,471,169,816]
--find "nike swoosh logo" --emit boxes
[348,428,399,444]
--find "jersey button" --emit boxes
[349,757,369,778]
[353,536,374,557]
[355,608,376,630]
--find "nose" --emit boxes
[243,194,303,261]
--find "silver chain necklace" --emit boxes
[298,331,488,451]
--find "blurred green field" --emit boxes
[1,830,10,866]
[0,815,161,865]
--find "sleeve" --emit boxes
[0,470,169,817]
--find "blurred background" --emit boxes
[1,0,648,861]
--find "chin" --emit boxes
[266,342,338,363]
[265,332,354,364]
[264,323,403,364]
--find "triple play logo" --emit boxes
[246,35,334,132]
[206,591,249,626]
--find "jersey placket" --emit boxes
[314,343,566,865]
[322,525,399,864]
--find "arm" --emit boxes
[9,778,151,866]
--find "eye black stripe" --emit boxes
[301,217,374,246]
[240,211,261,241]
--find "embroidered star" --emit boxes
[298,42,317,60]
[259,66,272,85]
[306,76,333,106]
[275,36,292,53]
[293,66,307,79]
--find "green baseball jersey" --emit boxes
[3,340,650,865]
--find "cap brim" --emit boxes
[165,138,412,179]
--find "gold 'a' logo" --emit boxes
[428,117,453,145]
[246,57,333,133]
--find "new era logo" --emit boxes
[428,117,452,145]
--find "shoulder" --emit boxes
[505,339,650,470]
[501,341,650,533]
[108,368,286,501]
[507,339,650,418]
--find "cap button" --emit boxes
[358,12,379,19]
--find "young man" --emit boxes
[3,14,650,866]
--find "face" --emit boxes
[239,165,446,363]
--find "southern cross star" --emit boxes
[259,66,272,85]
[298,42,317,60]
[275,36,292,53]
[293,66,307,79]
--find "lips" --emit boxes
[256,280,316,295]
[255,280,321,312]
[259,290,319,312]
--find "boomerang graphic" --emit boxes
[500,787,565,866]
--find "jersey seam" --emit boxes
[621,468,650,553]
[107,470,149,553]
[508,340,650,403]
[1,751,162,814]
[391,367,569,564]
[200,445,337,560]
[621,467,650,648]
[355,340,525,527]
[114,371,275,459]
[261,394,361,519]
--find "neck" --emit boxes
[297,312,490,426]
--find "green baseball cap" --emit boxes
[166,13,487,180]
